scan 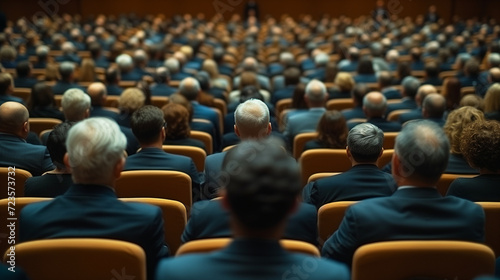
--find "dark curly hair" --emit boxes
[460,120,500,172]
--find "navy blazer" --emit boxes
[90,106,119,121]
[341,106,365,120]
[52,81,85,95]
[303,164,397,209]
[0,133,54,176]
[0,95,24,105]
[398,108,422,124]
[192,102,221,139]
[13,77,38,89]
[271,85,295,106]
[106,84,124,96]
[204,151,227,199]
[151,84,177,97]
[24,173,73,197]
[123,148,202,201]
[348,117,402,132]
[322,188,485,267]
[284,108,326,147]
[182,200,319,246]
[29,106,65,121]
[382,87,402,100]
[20,184,168,280]
[386,98,418,116]
[446,174,500,202]
[156,239,350,280]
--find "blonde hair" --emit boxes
[334,72,355,92]
[444,106,485,154]
[202,59,219,79]
[119,87,145,112]
[484,83,500,113]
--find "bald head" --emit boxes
[363,91,387,118]
[416,85,437,106]
[0,102,29,138]
[422,93,446,119]
[87,82,107,106]
[305,80,327,107]
[242,57,258,72]
[489,67,500,83]
[179,77,201,101]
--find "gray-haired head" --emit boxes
[66,117,127,185]
[234,99,270,140]
[394,120,450,185]
[116,54,133,71]
[164,58,180,74]
[242,57,258,72]
[279,52,294,65]
[401,76,421,98]
[59,62,75,81]
[61,88,91,121]
[36,45,49,58]
[363,91,387,118]
[314,52,329,67]
[179,77,200,101]
[347,123,384,163]
[488,53,500,68]
[155,67,170,84]
[305,80,327,106]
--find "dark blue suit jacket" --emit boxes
[204,151,227,199]
[398,108,422,124]
[382,87,402,99]
[348,117,402,132]
[30,106,65,121]
[0,133,54,176]
[24,173,73,197]
[322,187,485,267]
[123,148,202,201]
[182,200,319,246]
[90,106,119,121]
[13,77,38,89]
[447,174,500,202]
[20,184,168,280]
[52,81,85,95]
[271,85,295,106]
[341,106,364,120]
[386,98,418,116]
[0,94,24,105]
[303,164,397,209]
[157,239,350,280]
[192,102,221,138]
[151,84,177,97]
[106,84,124,96]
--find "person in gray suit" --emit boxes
[157,138,350,280]
[283,79,327,147]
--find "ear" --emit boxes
[63,153,70,168]
[391,152,400,178]
[23,121,29,134]
[220,189,231,211]
[113,156,126,179]
[234,125,241,137]
[161,126,166,141]
[377,147,384,159]
[84,108,90,119]
[346,146,352,160]
[266,122,272,135]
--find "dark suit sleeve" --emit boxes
[302,182,320,209]
[41,147,55,174]
[187,159,203,202]
[322,206,360,267]
[445,178,466,198]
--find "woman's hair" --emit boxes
[162,103,191,139]
[444,106,485,154]
[460,120,500,172]
[357,57,375,75]
[202,59,220,79]
[29,82,57,110]
[441,77,461,111]
[44,63,59,81]
[79,58,96,82]
[484,83,500,113]
[291,83,308,109]
[118,87,146,113]
[316,110,348,149]
[169,93,194,122]
[334,72,355,92]
[397,61,411,81]
[239,71,260,90]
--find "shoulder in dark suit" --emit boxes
[446,154,479,174]
[90,106,119,121]
[29,107,65,121]
[123,147,202,201]
[20,184,168,280]
[271,85,295,106]
[341,106,365,120]
[322,188,485,267]
[119,125,140,156]
[106,84,124,96]
[386,98,417,116]
[183,199,319,245]
[204,151,228,199]
[303,164,396,209]
[0,95,24,105]
[13,77,38,89]
[328,89,351,100]
[192,102,221,138]
[382,87,402,99]
[348,117,401,132]
[284,108,326,147]
[398,108,423,124]
[191,120,219,153]
[446,174,500,201]
[0,134,54,176]
[52,81,85,95]
[24,173,73,197]
[156,239,349,280]
[151,84,177,97]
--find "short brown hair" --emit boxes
[316,110,348,149]
[0,72,13,95]
[162,103,191,139]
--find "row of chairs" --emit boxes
[2,237,495,280]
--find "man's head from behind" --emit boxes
[47,122,75,170]
[179,77,201,101]
[0,101,29,139]
[66,117,127,185]
[305,80,327,108]
[234,99,271,140]
[422,93,446,119]
[0,72,14,95]
[392,120,450,186]
[363,91,387,118]
[58,62,76,82]
[347,123,384,164]
[61,88,91,121]
[131,105,165,146]
[87,82,107,107]
[221,138,301,233]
